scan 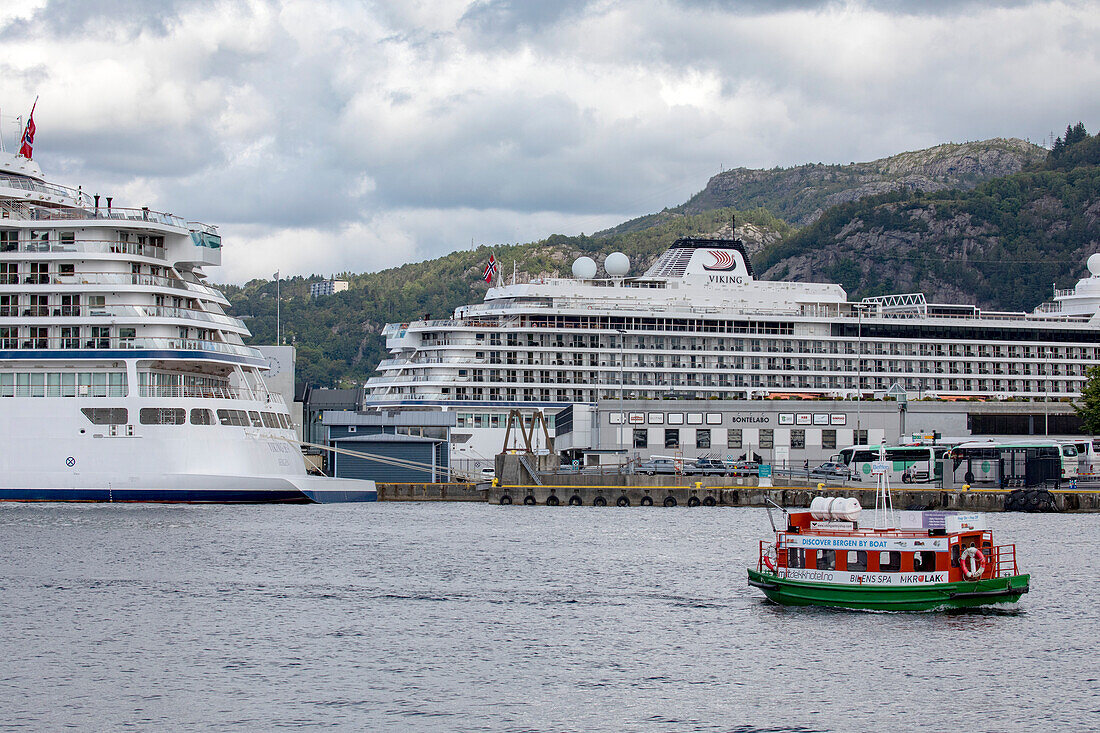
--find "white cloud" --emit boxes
[1,0,1097,282]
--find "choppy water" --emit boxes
[0,503,1096,732]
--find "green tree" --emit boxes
[1074,365,1100,434]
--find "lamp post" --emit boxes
[855,303,864,443]
[617,328,626,465]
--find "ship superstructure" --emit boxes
[366,236,1100,462]
[0,150,373,501]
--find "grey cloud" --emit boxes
[0,0,215,39]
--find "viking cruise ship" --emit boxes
[366,235,1100,461]
[0,149,374,501]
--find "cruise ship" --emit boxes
[0,148,374,502]
[365,235,1100,462]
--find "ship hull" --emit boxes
[747,568,1030,611]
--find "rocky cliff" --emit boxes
[677,138,1046,227]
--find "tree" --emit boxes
[1073,365,1100,435]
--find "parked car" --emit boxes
[479,467,496,480]
[636,458,693,475]
[693,458,732,476]
[810,462,851,479]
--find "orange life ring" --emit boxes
[960,547,987,580]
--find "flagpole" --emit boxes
[275,272,281,345]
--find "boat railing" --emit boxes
[139,385,284,405]
[14,271,229,300]
[990,544,1019,577]
[0,335,262,359]
[5,302,246,329]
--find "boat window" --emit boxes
[190,408,214,425]
[261,412,278,428]
[80,407,127,425]
[139,408,185,425]
[216,409,249,427]
[816,549,836,570]
[278,413,291,429]
[846,550,867,571]
[913,551,935,572]
[787,547,804,569]
[950,544,960,568]
[248,410,262,427]
[878,551,902,572]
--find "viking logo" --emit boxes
[702,250,738,271]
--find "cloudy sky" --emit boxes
[2,0,1098,282]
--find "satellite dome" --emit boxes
[1088,253,1100,276]
[572,256,598,279]
[604,252,630,277]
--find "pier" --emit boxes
[375,481,1100,512]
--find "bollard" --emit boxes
[695,481,703,491]
[492,477,499,488]
[817,482,825,491]
[963,484,970,491]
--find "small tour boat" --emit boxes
[747,497,1030,611]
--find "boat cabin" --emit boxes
[762,508,1018,584]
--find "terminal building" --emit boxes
[554,398,1085,467]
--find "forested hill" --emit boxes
[221,207,790,386]
[755,127,1100,311]
[600,138,1045,235]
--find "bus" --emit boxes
[949,441,1077,485]
[835,444,952,484]
[1069,439,1096,477]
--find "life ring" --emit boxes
[763,553,777,573]
[960,546,987,580]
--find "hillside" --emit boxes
[601,138,1046,234]
[755,130,1100,311]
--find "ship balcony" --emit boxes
[0,271,228,303]
[5,238,167,260]
[138,384,284,405]
[1,303,247,330]
[0,335,262,360]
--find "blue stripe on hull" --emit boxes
[0,488,311,503]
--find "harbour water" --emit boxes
[1,503,1096,731]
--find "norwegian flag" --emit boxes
[18,99,37,160]
[483,254,498,283]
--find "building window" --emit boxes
[347,425,357,433]
[665,428,680,449]
[822,429,836,450]
[759,429,774,450]
[696,428,711,449]
[855,429,868,444]
[791,429,805,450]
[727,429,742,450]
[633,428,647,448]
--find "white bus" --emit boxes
[835,444,951,484]
[949,440,1077,483]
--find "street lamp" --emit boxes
[617,328,626,465]
[854,303,865,443]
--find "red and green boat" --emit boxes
[747,500,1030,611]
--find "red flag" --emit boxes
[483,254,498,283]
[18,99,37,160]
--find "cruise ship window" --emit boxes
[664,429,680,449]
[0,230,16,252]
[190,409,214,425]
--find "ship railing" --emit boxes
[4,238,169,260]
[990,544,1019,577]
[0,200,192,228]
[139,385,284,404]
[0,335,262,359]
[5,303,246,330]
[0,384,128,398]
[0,173,95,204]
[14,271,228,300]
